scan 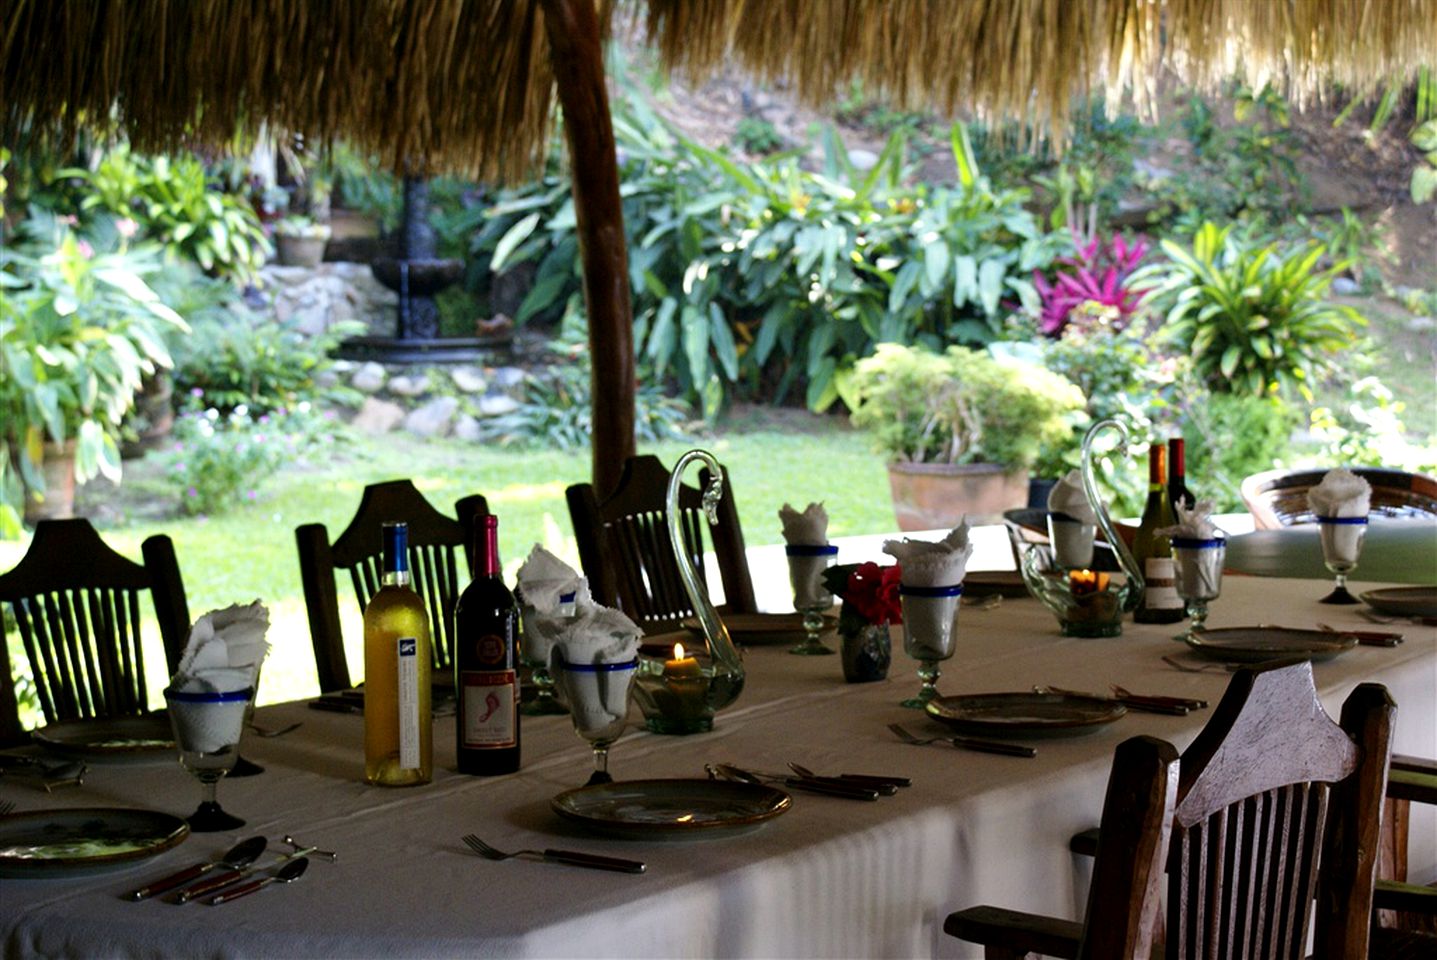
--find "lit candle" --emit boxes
[1068,569,1110,597]
[664,642,702,679]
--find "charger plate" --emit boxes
[552,778,791,840]
[1360,586,1437,618]
[925,692,1125,738]
[681,612,837,645]
[32,715,174,764]
[1184,627,1356,663]
[0,808,189,878]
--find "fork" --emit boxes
[887,723,1036,758]
[248,720,303,738]
[461,835,645,874]
[1162,654,1236,674]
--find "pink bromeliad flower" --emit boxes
[1034,232,1149,337]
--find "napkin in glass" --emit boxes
[1307,468,1372,518]
[882,521,973,587]
[1046,469,1097,524]
[548,605,642,736]
[169,601,270,752]
[779,502,830,544]
[1158,500,1225,597]
[517,546,591,664]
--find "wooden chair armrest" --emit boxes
[1374,879,1437,915]
[1389,765,1437,805]
[1391,754,1437,777]
[945,905,1083,959]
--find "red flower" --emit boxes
[845,562,904,625]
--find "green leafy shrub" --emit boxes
[733,117,784,155]
[57,147,272,285]
[1136,222,1364,399]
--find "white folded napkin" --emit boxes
[171,601,270,694]
[1307,468,1372,518]
[548,604,642,737]
[516,545,591,612]
[1046,469,1097,524]
[1158,499,1223,540]
[549,604,642,667]
[882,521,973,587]
[779,502,829,545]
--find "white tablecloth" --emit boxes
[3,575,1433,959]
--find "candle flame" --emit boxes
[674,642,686,660]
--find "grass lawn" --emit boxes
[2,409,893,712]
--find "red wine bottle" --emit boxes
[1168,437,1196,514]
[454,515,520,775]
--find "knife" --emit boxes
[127,835,267,901]
[943,737,1038,759]
[714,764,881,801]
[1039,685,1191,716]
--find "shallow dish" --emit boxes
[1360,586,1437,619]
[680,612,837,645]
[1184,627,1357,663]
[925,692,1125,738]
[552,778,792,840]
[0,808,189,878]
[32,715,174,764]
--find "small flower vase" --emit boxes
[839,617,890,683]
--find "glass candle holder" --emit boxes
[1171,536,1226,635]
[633,641,725,735]
[1020,545,1135,638]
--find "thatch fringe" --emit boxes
[4,0,1434,180]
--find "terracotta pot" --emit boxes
[277,233,328,267]
[23,440,78,524]
[886,461,1029,531]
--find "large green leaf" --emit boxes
[490,212,542,272]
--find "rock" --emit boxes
[1330,277,1360,295]
[404,396,460,437]
[351,362,387,393]
[848,149,879,172]
[351,397,405,434]
[450,366,488,393]
[330,359,357,374]
[388,374,431,397]
[453,414,482,441]
[313,368,340,389]
[292,305,331,336]
[1407,316,1435,332]
[490,366,527,392]
[478,393,521,417]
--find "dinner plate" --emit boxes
[551,778,792,839]
[680,612,838,645]
[32,715,175,764]
[0,808,189,878]
[925,692,1126,738]
[1184,627,1357,663]
[963,571,1030,598]
[1360,586,1437,618]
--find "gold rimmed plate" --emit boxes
[1360,586,1437,619]
[925,692,1125,738]
[0,808,189,878]
[680,612,837,645]
[32,715,175,765]
[551,778,792,840]
[1184,627,1357,663]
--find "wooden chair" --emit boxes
[0,519,191,747]
[945,659,1395,959]
[566,454,756,634]
[1241,467,1437,530]
[295,479,488,693]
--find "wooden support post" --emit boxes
[541,0,635,498]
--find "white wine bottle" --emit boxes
[363,522,433,786]
[1132,444,1184,624]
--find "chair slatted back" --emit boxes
[1166,660,1394,960]
[567,455,756,634]
[1241,467,1437,530]
[296,480,487,692]
[0,520,191,745]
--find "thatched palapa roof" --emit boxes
[5,0,1434,181]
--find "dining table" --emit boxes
[2,566,1434,957]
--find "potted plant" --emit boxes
[840,343,1086,529]
[0,224,188,532]
[274,215,331,268]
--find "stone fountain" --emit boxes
[338,177,508,363]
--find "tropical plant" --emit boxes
[0,220,189,534]
[839,343,1085,468]
[1136,222,1364,399]
[57,146,271,284]
[275,215,332,240]
[1033,231,1150,337]
[1410,119,1437,204]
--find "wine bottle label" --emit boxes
[460,668,518,749]
[1143,558,1182,609]
[396,637,420,770]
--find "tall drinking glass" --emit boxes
[1171,537,1225,636]
[550,655,638,785]
[899,584,962,708]
[164,686,254,832]
[1317,516,1367,605]
[786,544,838,655]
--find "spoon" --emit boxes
[206,857,309,905]
[126,835,267,901]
